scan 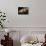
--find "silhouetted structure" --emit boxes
[1,33,13,46]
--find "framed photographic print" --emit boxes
[18,7,29,15]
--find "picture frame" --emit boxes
[18,7,29,15]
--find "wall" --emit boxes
[0,0,46,27]
[0,0,46,46]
